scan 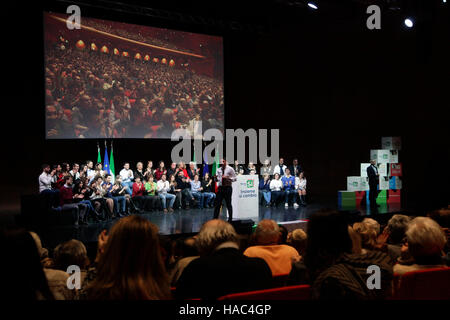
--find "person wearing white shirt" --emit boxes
[86,160,95,179]
[213,159,237,222]
[39,164,60,209]
[119,162,134,195]
[269,173,284,207]
[273,158,287,177]
[157,174,176,213]
[69,163,80,181]
[295,171,307,206]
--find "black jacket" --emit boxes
[366,165,379,185]
[175,247,273,300]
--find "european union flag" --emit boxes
[103,145,110,175]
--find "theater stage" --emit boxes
[33,197,405,250]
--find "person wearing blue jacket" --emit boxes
[281,168,296,208]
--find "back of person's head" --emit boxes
[304,209,352,278]
[29,231,48,261]
[287,229,307,255]
[353,222,377,251]
[196,219,238,256]
[362,218,381,235]
[405,217,446,263]
[387,214,411,244]
[87,215,170,300]
[0,228,54,300]
[176,237,198,258]
[278,225,288,244]
[53,239,89,271]
[254,219,280,245]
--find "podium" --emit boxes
[231,175,259,219]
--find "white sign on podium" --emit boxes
[231,175,259,219]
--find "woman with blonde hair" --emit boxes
[84,215,171,300]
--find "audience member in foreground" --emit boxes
[384,214,411,262]
[244,219,300,276]
[81,215,171,300]
[394,217,447,275]
[288,209,393,299]
[175,220,272,300]
[1,228,54,300]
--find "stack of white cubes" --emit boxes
[339,136,402,207]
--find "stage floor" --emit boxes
[34,199,404,249]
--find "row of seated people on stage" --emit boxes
[5,208,450,300]
[38,157,306,225]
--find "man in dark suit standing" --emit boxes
[175,219,273,300]
[367,159,380,209]
[289,158,303,177]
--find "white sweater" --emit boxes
[269,179,283,191]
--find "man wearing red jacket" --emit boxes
[59,175,88,225]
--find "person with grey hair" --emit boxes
[394,217,447,275]
[244,219,300,275]
[384,214,412,261]
[175,219,272,300]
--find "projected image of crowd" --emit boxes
[45,38,224,139]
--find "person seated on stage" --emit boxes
[289,158,303,177]
[394,217,447,275]
[134,162,146,183]
[157,174,176,213]
[144,175,160,211]
[190,174,205,209]
[102,174,127,218]
[259,174,271,207]
[232,160,244,175]
[244,219,300,276]
[186,162,198,181]
[73,178,101,222]
[177,161,189,181]
[175,171,194,210]
[86,160,95,179]
[79,164,88,180]
[288,209,394,299]
[295,171,307,206]
[113,175,135,215]
[69,163,80,181]
[273,158,287,177]
[260,159,273,177]
[201,173,216,208]
[89,176,114,220]
[245,162,257,175]
[59,175,89,226]
[119,162,134,195]
[287,229,307,257]
[269,173,284,207]
[144,160,154,180]
[168,174,182,210]
[281,168,297,208]
[79,215,171,300]
[166,162,179,179]
[175,220,273,300]
[131,176,151,212]
[39,164,60,209]
[154,161,167,181]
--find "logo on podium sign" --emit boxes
[246,179,254,188]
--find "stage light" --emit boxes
[307,2,318,10]
[404,18,414,28]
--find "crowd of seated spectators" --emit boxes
[4,206,449,300]
[45,41,224,139]
[37,157,307,226]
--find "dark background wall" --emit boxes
[1,0,449,213]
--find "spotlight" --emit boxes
[307,2,318,10]
[404,18,414,28]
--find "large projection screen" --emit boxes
[44,12,224,139]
